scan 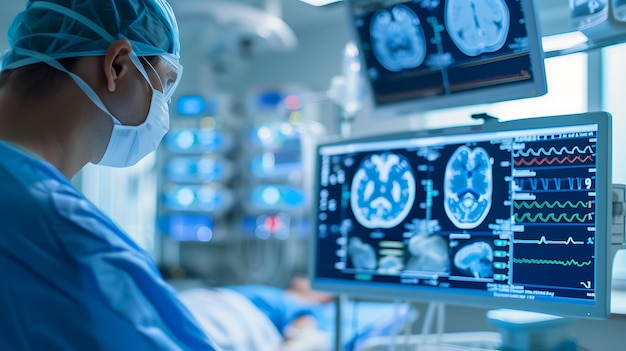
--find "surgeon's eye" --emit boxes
[166,78,176,90]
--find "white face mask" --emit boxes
[97,53,175,167]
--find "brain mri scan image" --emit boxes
[351,153,416,229]
[379,255,404,274]
[370,4,427,72]
[348,237,378,270]
[453,241,494,278]
[406,219,450,274]
[444,146,492,229]
[445,0,510,57]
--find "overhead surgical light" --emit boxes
[541,31,588,52]
[298,0,342,6]
[173,0,297,54]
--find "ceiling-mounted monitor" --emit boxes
[347,0,548,117]
[310,112,613,319]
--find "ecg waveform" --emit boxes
[513,236,585,245]
[514,213,592,223]
[514,155,594,167]
[513,258,592,267]
[515,177,591,191]
[513,146,594,157]
[514,201,592,210]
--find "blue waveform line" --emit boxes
[513,145,594,157]
[515,177,589,191]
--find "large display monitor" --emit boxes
[310,112,612,318]
[347,0,548,116]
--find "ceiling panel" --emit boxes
[0,0,577,56]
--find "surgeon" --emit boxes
[0,0,218,350]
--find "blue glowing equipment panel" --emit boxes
[165,156,232,183]
[248,184,306,212]
[177,95,206,116]
[159,214,214,242]
[311,112,612,319]
[164,128,231,154]
[248,123,304,178]
[163,184,233,215]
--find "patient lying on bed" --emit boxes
[177,277,412,351]
[178,277,333,351]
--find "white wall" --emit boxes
[602,44,626,185]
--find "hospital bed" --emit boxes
[174,282,415,351]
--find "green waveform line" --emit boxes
[514,212,590,223]
[513,258,592,267]
[514,236,585,245]
[514,201,591,210]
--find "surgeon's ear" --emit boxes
[104,40,133,93]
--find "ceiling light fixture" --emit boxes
[298,0,342,6]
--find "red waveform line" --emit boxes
[514,155,594,166]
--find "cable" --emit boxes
[404,302,419,351]
[418,302,437,350]
[352,299,360,349]
[436,303,445,345]
[389,300,405,351]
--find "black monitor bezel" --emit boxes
[309,112,612,319]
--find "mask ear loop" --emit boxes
[141,57,166,94]
[11,47,123,126]
[128,51,157,92]
[11,49,160,127]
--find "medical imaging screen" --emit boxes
[350,0,538,105]
[314,123,600,306]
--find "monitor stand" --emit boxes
[354,306,580,351]
[351,302,503,351]
[486,309,578,351]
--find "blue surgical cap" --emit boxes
[1,0,180,70]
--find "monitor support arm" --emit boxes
[471,113,500,124]
[612,184,626,252]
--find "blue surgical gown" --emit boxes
[0,141,217,350]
